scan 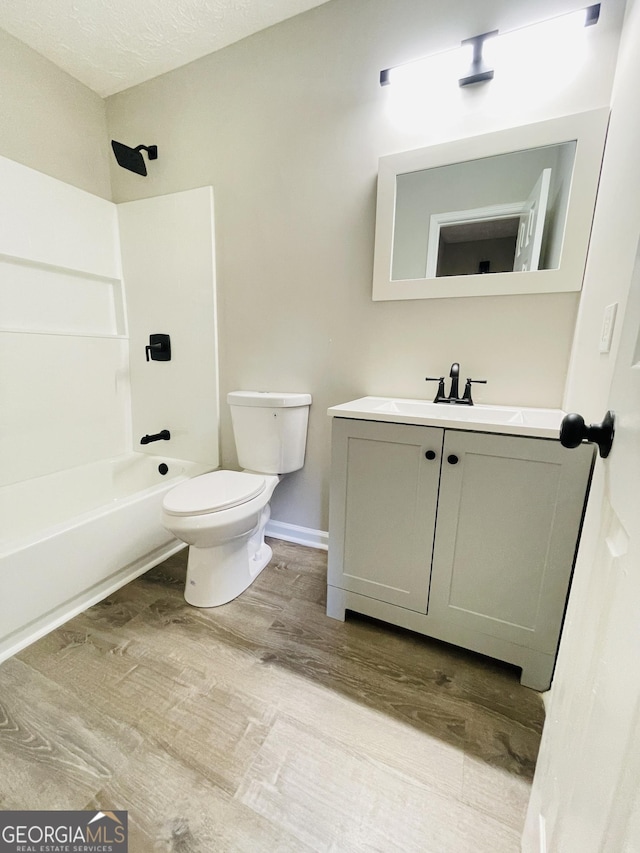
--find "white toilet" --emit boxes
[161,391,312,607]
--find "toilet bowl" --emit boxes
[161,391,311,607]
[162,470,279,607]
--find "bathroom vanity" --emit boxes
[326,398,594,690]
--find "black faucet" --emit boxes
[425,363,486,405]
[447,362,460,402]
[140,429,171,444]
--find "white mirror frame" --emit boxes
[372,109,610,301]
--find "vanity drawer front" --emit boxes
[328,418,443,613]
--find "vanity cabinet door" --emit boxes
[328,418,443,612]
[428,430,593,655]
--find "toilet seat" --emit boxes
[163,470,266,517]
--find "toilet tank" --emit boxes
[227,391,312,474]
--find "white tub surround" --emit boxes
[0,155,128,488]
[118,187,220,469]
[0,157,221,659]
[0,453,210,663]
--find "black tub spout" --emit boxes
[140,430,170,445]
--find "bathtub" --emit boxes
[0,452,210,663]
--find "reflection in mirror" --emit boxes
[392,142,576,280]
[372,109,609,301]
[437,216,519,276]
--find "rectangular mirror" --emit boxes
[373,109,609,301]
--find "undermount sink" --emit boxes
[327,396,564,438]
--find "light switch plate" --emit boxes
[599,302,618,353]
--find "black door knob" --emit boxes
[560,410,615,459]
[447,454,459,465]
[425,450,437,460]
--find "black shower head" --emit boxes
[111,140,158,176]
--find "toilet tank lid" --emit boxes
[227,391,312,408]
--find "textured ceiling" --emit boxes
[0,0,332,97]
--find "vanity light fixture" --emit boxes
[379,3,600,89]
[458,30,498,87]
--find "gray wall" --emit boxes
[0,28,111,199]
[105,0,624,533]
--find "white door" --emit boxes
[523,2,640,847]
[545,238,640,850]
[523,1,640,843]
[513,167,551,272]
[593,236,640,851]
[525,239,640,853]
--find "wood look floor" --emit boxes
[0,539,544,852]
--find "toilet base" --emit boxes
[183,523,273,608]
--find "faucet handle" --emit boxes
[146,333,171,363]
[462,378,487,405]
[425,376,446,404]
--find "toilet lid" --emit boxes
[163,470,266,517]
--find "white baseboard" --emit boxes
[265,520,328,551]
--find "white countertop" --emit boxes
[327,396,565,439]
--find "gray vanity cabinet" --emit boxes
[327,417,594,690]
[327,418,443,612]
